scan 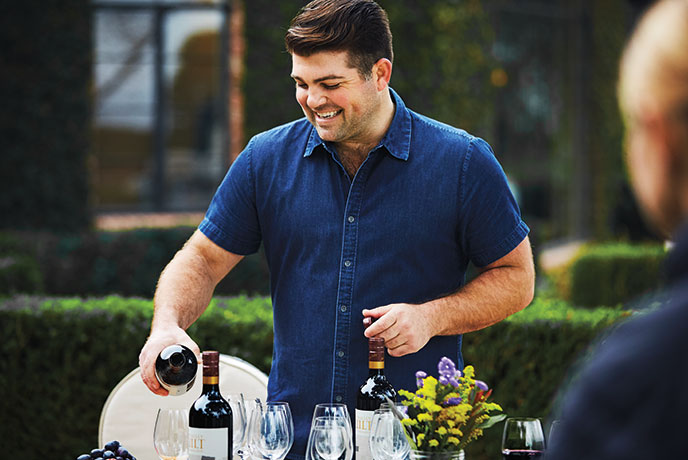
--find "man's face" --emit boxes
[291,51,381,146]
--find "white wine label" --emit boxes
[355,409,374,460]
[189,427,229,460]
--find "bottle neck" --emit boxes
[368,359,385,377]
[202,374,221,394]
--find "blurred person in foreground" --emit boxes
[547,1,688,458]
[137,0,534,457]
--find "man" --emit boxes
[138,1,534,458]
[546,1,688,458]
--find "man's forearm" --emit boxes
[426,262,534,336]
[152,248,216,330]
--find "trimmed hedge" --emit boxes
[0,228,270,297]
[0,294,630,460]
[545,242,667,308]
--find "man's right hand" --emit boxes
[138,326,201,396]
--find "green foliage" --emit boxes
[568,243,667,308]
[0,228,270,297]
[0,295,273,460]
[0,0,92,231]
[0,233,43,295]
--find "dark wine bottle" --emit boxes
[154,344,197,396]
[355,334,396,460]
[189,350,233,460]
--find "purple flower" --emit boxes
[438,357,457,377]
[439,374,449,386]
[445,397,462,406]
[448,377,460,388]
[475,380,489,391]
[416,370,427,388]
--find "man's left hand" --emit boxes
[362,304,435,357]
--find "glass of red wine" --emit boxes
[501,417,545,459]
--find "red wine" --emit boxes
[355,335,396,460]
[502,449,545,459]
[189,351,233,460]
[155,344,197,396]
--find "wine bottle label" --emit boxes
[189,427,229,460]
[355,409,374,460]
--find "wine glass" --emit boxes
[228,393,248,458]
[369,406,410,460]
[306,416,348,460]
[249,401,294,460]
[311,403,353,460]
[153,408,189,460]
[501,417,546,459]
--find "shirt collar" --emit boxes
[303,87,412,161]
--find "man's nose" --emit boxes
[307,88,327,109]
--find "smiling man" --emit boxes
[137,1,534,459]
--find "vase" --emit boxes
[409,450,465,460]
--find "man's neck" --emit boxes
[335,89,395,177]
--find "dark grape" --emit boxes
[91,449,104,457]
[105,440,120,452]
[116,447,129,457]
[103,451,115,459]
[76,455,91,460]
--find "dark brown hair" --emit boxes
[285,0,393,77]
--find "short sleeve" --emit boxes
[198,139,262,255]
[458,137,529,267]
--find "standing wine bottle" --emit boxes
[155,344,197,396]
[355,335,396,460]
[189,351,233,460]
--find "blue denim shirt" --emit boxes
[199,89,529,459]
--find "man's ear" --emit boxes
[372,58,392,91]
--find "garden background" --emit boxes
[0,0,665,459]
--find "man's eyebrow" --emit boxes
[291,74,345,83]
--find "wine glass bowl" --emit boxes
[501,417,546,459]
[249,401,294,460]
[153,408,189,460]
[369,406,410,460]
[309,416,348,460]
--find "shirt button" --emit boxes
[340,305,347,312]
[344,260,352,267]
[347,215,355,223]
[337,350,345,358]
[335,395,343,402]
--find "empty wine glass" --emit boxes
[311,403,353,460]
[306,416,348,460]
[249,401,294,460]
[501,417,546,459]
[228,393,248,458]
[153,408,189,460]
[369,406,410,460]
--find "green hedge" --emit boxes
[0,294,630,460]
[0,228,270,297]
[566,243,667,308]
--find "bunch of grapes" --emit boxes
[76,440,136,460]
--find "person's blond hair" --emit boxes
[619,0,688,123]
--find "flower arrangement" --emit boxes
[395,357,505,453]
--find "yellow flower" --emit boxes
[449,428,462,436]
[437,427,447,436]
[448,437,460,445]
[429,440,439,447]
[417,413,433,422]
[401,418,417,427]
[446,420,456,428]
